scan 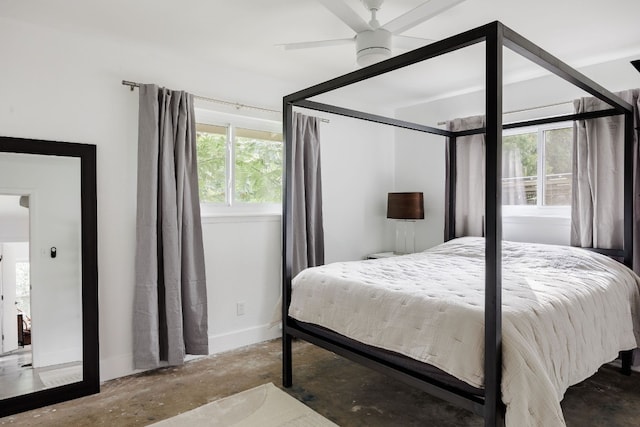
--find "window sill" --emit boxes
[503,215,570,227]
[503,205,570,220]
[201,211,281,224]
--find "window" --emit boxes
[196,122,283,211]
[502,123,572,209]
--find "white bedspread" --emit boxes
[289,237,640,426]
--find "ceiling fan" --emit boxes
[280,0,467,67]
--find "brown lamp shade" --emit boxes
[387,192,424,220]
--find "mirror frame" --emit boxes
[0,136,99,417]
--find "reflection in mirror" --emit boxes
[0,137,98,417]
[0,154,83,398]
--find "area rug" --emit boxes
[38,364,83,388]
[149,382,338,426]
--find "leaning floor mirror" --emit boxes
[0,136,98,417]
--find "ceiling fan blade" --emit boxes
[277,38,355,50]
[316,0,372,33]
[393,35,436,50]
[382,0,467,35]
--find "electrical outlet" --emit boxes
[236,301,245,316]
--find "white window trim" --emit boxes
[503,204,570,218]
[195,108,283,217]
[502,121,572,218]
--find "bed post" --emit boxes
[620,109,635,376]
[282,99,294,388]
[446,135,457,241]
[623,110,634,269]
[484,22,504,427]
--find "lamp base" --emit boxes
[395,220,416,254]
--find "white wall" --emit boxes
[0,216,29,243]
[0,17,395,382]
[202,215,282,354]
[394,129,447,251]
[318,114,396,262]
[394,56,640,247]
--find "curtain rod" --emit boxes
[122,80,281,114]
[436,100,574,126]
[122,80,330,123]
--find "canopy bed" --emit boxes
[281,21,636,427]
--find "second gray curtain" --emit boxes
[571,89,640,272]
[291,113,324,277]
[133,84,209,369]
[445,115,486,238]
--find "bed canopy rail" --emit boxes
[293,99,450,136]
[282,20,634,427]
[293,101,623,138]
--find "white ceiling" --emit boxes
[2,0,640,110]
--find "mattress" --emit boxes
[289,237,640,427]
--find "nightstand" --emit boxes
[366,251,400,259]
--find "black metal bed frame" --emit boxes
[281,21,634,427]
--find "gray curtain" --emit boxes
[502,146,526,205]
[445,115,486,238]
[571,89,640,272]
[134,84,209,369]
[291,113,324,277]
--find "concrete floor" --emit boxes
[1,339,639,426]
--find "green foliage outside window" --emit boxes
[543,127,572,205]
[196,130,226,203]
[235,137,282,203]
[544,128,572,175]
[503,132,538,205]
[196,125,283,205]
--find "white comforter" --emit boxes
[289,237,640,426]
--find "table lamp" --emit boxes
[387,192,424,254]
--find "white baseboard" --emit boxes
[100,352,140,383]
[208,323,280,354]
[99,324,280,383]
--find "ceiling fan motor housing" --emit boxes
[356,28,392,66]
[362,0,384,11]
